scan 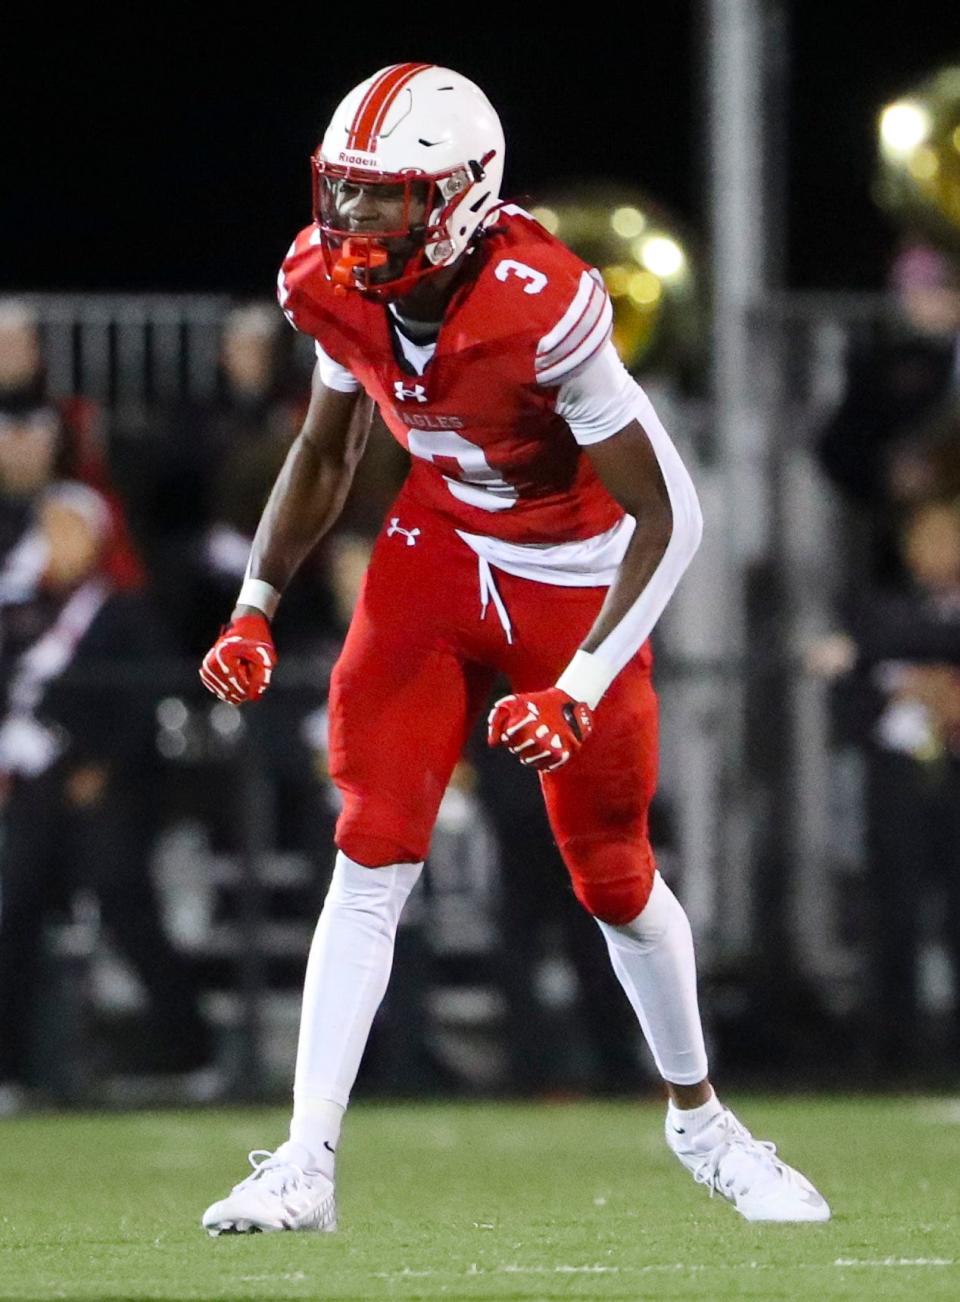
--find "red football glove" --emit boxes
[199,613,277,705]
[487,688,594,773]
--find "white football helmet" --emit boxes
[311,64,505,299]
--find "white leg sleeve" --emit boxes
[595,871,709,1086]
[292,851,423,1116]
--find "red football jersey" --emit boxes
[277,206,625,545]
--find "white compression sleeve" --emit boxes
[553,343,703,708]
[291,852,422,1133]
[595,872,709,1086]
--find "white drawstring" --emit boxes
[477,555,513,644]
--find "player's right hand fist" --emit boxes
[199,613,276,705]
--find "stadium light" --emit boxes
[611,206,647,238]
[879,100,931,158]
[636,234,686,280]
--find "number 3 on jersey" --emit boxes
[406,428,519,512]
[494,259,548,295]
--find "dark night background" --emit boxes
[4,4,957,296]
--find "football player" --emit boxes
[199,64,829,1233]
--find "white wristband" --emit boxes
[555,649,616,710]
[237,578,281,620]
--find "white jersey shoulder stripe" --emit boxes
[535,281,605,380]
[536,269,606,358]
[536,295,613,386]
[535,278,602,365]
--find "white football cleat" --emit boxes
[201,1141,337,1235]
[666,1106,831,1222]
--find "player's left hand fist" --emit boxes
[487,688,594,773]
[199,613,277,705]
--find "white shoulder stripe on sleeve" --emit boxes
[536,292,613,386]
[536,279,603,373]
[536,269,614,385]
[537,269,599,356]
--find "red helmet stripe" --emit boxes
[366,63,433,146]
[346,64,403,151]
[348,62,433,152]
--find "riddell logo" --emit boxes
[339,152,376,166]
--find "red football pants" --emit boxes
[328,495,659,925]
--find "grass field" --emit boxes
[1,1095,958,1300]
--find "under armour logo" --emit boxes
[394,381,427,403]
[387,517,420,546]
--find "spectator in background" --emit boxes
[111,302,312,655]
[0,482,214,1112]
[0,298,143,591]
[202,304,308,588]
[195,313,341,867]
[816,241,960,584]
[808,496,960,1080]
[199,319,398,647]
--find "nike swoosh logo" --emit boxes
[323,1141,336,1155]
[671,1125,686,1135]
